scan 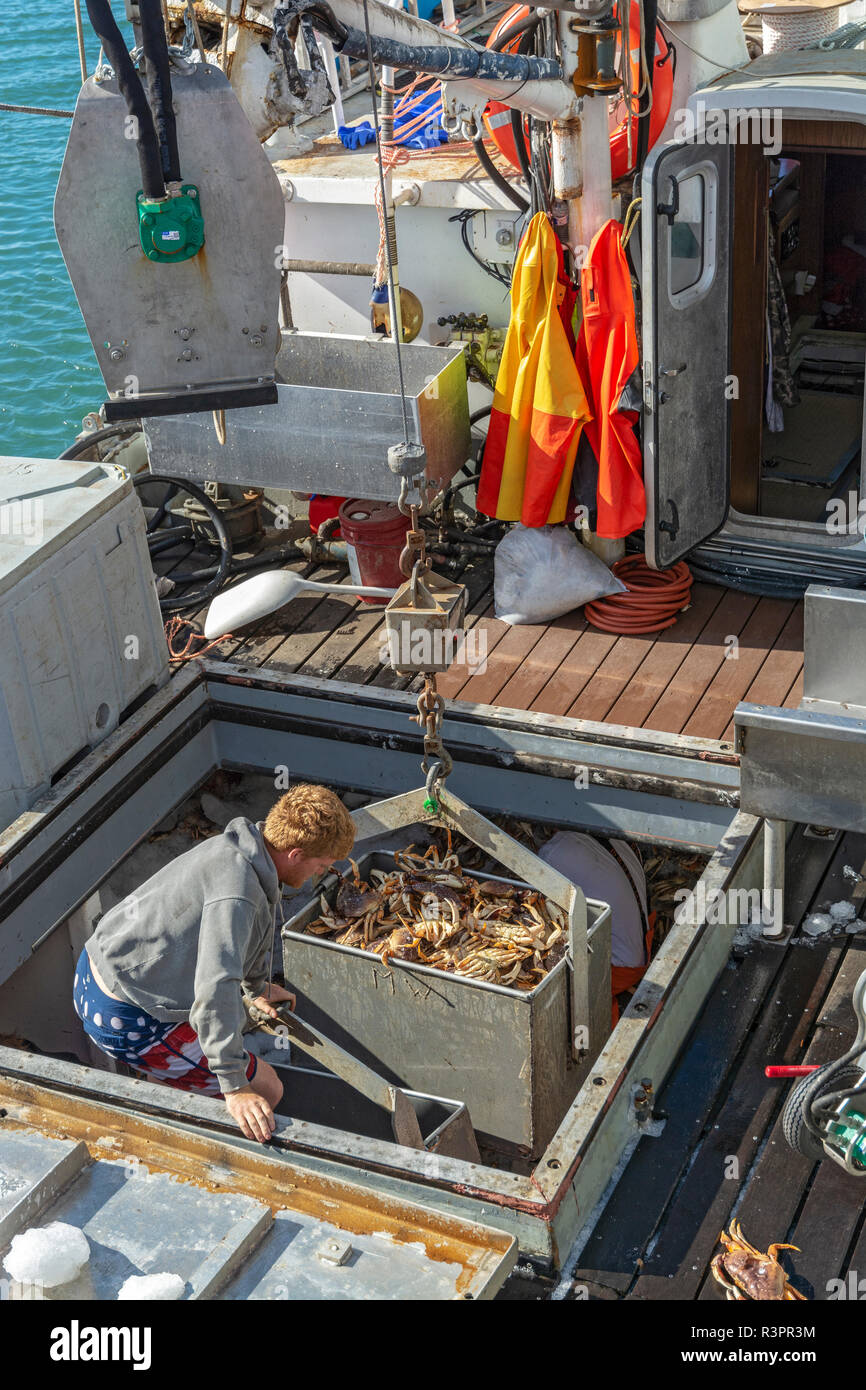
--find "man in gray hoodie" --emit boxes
[74,784,355,1142]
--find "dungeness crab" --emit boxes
[304,837,566,987]
[711,1221,807,1301]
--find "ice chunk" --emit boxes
[802,913,834,937]
[828,901,857,924]
[3,1222,90,1287]
[117,1272,185,1301]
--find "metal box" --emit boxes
[282,853,612,1157]
[0,457,169,830]
[142,332,471,500]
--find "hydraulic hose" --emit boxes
[473,133,528,212]
[301,0,558,80]
[336,27,559,80]
[139,0,182,183]
[486,12,541,198]
[84,0,166,200]
[584,555,693,634]
[636,0,657,172]
[490,10,543,53]
[59,423,141,460]
[510,27,539,197]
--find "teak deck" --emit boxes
[189,556,805,745]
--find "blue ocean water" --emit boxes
[0,2,132,458]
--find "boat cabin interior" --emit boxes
[731,120,866,536]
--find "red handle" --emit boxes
[765,1065,821,1078]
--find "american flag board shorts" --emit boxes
[73,948,257,1097]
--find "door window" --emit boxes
[667,164,718,309]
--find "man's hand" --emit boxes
[225,1085,275,1143]
[250,982,297,1021]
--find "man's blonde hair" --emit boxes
[264,784,355,860]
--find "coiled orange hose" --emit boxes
[584,556,693,634]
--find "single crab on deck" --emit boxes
[711,1221,808,1301]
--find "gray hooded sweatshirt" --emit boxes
[86,817,280,1094]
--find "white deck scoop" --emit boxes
[203,569,396,640]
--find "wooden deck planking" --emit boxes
[435,606,511,700]
[719,605,805,741]
[178,554,805,744]
[697,937,866,1301]
[566,633,667,724]
[522,627,620,716]
[494,614,588,711]
[376,563,495,693]
[601,583,727,729]
[327,563,492,691]
[784,668,805,709]
[629,932,843,1301]
[571,936,800,1295]
[451,622,553,705]
[208,562,354,671]
[691,842,866,1300]
[639,590,761,735]
[680,597,797,741]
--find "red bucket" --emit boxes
[308,494,347,536]
[338,498,409,604]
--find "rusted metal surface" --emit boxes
[282,259,376,276]
[274,146,490,184]
[168,0,271,36]
[0,1067,517,1298]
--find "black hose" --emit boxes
[510,28,538,197]
[133,473,232,613]
[487,13,540,202]
[336,26,559,80]
[488,11,543,53]
[139,0,182,183]
[469,405,492,425]
[58,423,141,460]
[441,470,481,505]
[636,0,657,173]
[473,134,528,213]
[84,0,165,200]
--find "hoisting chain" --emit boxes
[414,678,452,811]
[397,497,453,811]
[398,500,428,580]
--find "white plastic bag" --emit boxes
[494,524,626,625]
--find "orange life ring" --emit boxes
[482,4,673,184]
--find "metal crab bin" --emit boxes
[281,787,612,1158]
[142,333,471,501]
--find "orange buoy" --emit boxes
[483,4,673,184]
